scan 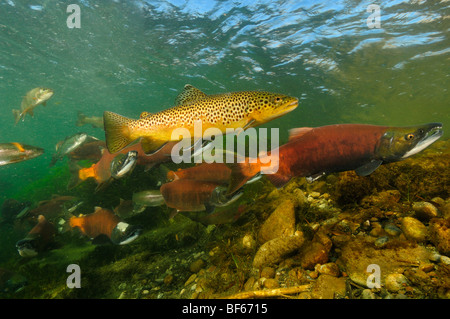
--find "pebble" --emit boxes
[164,274,173,285]
[298,232,332,270]
[385,273,408,293]
[260,266,275,279]
[242,234,256,251]
[428,218,450,255]
[419,263,434,273]
[263,278,279,289]
[383,223,402,237]
[440,255,450,265]
[361,289,377,299]
[413,201,439,220]
[315,262,340,277]
[375,236,390,247]
[244,277,256,291]
[401,217,428,242]
[184,274,197,286]
[189,259,205,273]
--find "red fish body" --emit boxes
[16,215,56,257]
[160,179,222,212]
[227,123,443,194]
[69,207,142,245]
[167,162,231,183]
[70,208,120,240]
[72,140,176,189]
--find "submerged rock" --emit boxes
[413,201,439,221]
[258,199,295,244]
[311,274,346,299]
[337,238,430,288]
[428,218,450,256]
[297,231,332,270]
[401,217,428,242]
[253,231,305,268]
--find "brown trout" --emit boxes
[103,84,298,153]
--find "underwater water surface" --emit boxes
[0,0,449,300]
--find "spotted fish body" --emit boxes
[103,85,298,153]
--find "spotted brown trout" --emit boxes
[226,123,443,195]
[103,85,298,154]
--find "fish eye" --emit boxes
[405,133,415,140]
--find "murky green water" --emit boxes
[0,1,448,300]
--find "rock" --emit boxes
[428,218,450,255]
[263,278,279,289]
[413,202,439,220]
[164,274,173,285]
[361,289,377,299]
[337,238,430,288]
[401,217,428,242]
[374,236,390,248]
[441,202,450,220]
[184,274,197,286]
[311,274,346,299]
[258,199,296,244]
[253,231,305,268]
[244,277,256,291]
[383,223,402,237]
[385,273,408,293]
[260,266,275,279]
[297,231,332,270]
[189,259,205,273]
[292,188,307,207]
[315,262,340,277]
[241,234,256,251]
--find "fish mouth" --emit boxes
[401,123,443,159]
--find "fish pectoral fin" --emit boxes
[168,209,179,219]
[190,139,214,159]
[242,119,256,131]
[306,172,325,183]
[265,172,292,189]
[354,160,383,176]
[144,141,169,156]
[174,84,208,106]
[29,109,34,117]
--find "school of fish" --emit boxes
[2,84,444,258]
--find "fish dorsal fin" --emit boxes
[139,111,152,119]
[288,127,313,141]
[354,159,383,176]
[174,84,207,106]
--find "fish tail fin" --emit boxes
[12,109,21,125]
[226,161,261,195]
[103,111,134,153]
[76,111,86,126]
